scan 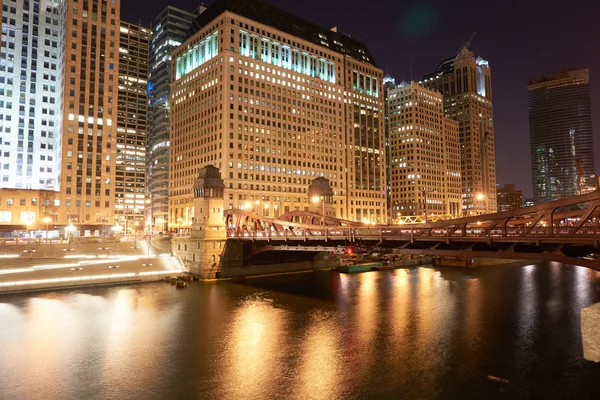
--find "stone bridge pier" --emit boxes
[171,165,229,279]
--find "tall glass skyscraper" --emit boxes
[146,5,199,233]
[528,69,595,204]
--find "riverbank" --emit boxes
[0,239,183,294]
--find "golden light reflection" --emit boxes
[24,297,77,390]
[351,272,379,376]
[387,269,411,352]
[99,288,180,392]
[294,312,341,398]
[220,298,287,399]
[460,273,482,373]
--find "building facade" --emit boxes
[387,82,461,220]
[528,69,595,203]
[146,5,199,233]
[422,47,497,215]
[496,183,523,212]
[169,0,386,229]
[116,21,149,229]
[0,0,61,190]
[0,188,59,232]
[57,0,121,227]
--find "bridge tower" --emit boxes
[172,165,226,279]
[308,177,335,218]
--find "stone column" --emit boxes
[172,165,226,279]
[582,302,600,362]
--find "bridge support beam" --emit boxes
[582,302,600,362]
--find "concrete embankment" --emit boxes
[0,270,180,294]
[433,257,526,268]
[0,239,183,294]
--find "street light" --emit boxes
[112,224,123,236]
[177,217,183,234]
[133,221,140,249]
[475,192,486,215]
[419,188,435,223]
[312,195,325,226]
[66,224,76,251]
[41,216,52,243]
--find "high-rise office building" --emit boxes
[383,74,396,221]
[528,69,595,203]
[146,5,199,233]
[0,0,61,191]
[387,82,461,219]
[116,22,149,227]
[496,183,523,212]
[422,46,497,215]
[169,0,386,228]
[58,0,121,226]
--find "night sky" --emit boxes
[122,0,600,199]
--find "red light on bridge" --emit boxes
[345,247,353,255]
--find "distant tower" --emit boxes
[422,45,497,216]
[528,69,595,203]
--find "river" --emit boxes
[1,261,600,399]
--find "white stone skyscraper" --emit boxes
[0,0,61,190]
[422,46,497,215]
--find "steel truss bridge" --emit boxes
[224,190,600,270]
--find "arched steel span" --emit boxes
[223,190,600,269]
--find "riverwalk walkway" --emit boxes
[0,238,183,294]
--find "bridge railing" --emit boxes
[225,224,600,241]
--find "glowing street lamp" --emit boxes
[312,195,325,225]
[476,193,485,201]
[133,221,140,249]
[66,224,77,250]
[41,216,52,243]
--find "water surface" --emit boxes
[1,262,600,399]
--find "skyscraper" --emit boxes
[422,46,497,215]
[0,0,61,190]
[169,0,386,228]
[58,0,121,227]
[383,74,396,220]
[387,82,461,220]
[528,69,595,203]
[116,22,149,227]
[146,5,199,233]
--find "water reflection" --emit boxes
[1,262,599,399]
[220,296,287,399]
[294,311,342,399]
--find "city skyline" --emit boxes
[122,0,600,199]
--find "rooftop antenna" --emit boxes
[410,55,413,82]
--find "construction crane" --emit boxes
[457,32,477,54]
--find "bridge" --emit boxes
[224,190,600,270]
